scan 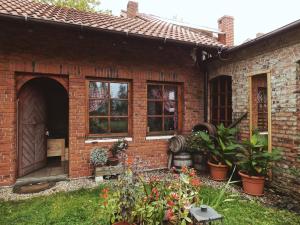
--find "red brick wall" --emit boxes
[0,20,204,185]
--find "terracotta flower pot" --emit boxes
[207,161,228,181]
[239,171,265,196]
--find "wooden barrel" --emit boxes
[169,135,186,153]
[192,122,217,136]
[173,152,193,169]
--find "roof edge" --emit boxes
[226,18,300,53]
[0,12,223,50]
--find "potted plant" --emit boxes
[236,132,281,196]
[200,124,240,181]
[90,147,108,182]
[186,131,209,172]
[108,139,129,166]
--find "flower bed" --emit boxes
[99,166,201,224]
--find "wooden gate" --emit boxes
[18,83,47,177]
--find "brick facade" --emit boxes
[0,19,204,185]
[208,27,300,199]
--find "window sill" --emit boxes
[85,137,132,143]
[145,135,174,141]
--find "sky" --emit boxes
[99,0,300,45]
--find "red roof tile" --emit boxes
[0,0,225,48]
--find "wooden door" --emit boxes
[18,83,47,177]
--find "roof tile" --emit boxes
[0,0,224,47]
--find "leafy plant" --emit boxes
[199,124,241,166]
[110,139,128,157]
[236,132,281,176]
[186,131,209,154]
[90,147,108,166]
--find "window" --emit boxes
[257,87,268,131]
[251,74,268,132]
[88,80,130,136]
[210,76,232,127]
[147,83,182,135]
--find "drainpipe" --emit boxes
[203,65,209,123]
[196,49,209,123]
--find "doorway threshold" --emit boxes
[16,174,68,187]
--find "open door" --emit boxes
[18,83,47,177]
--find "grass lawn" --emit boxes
[0,185,299,225]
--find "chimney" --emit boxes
[127,1,138,18]
[218,15,234,46]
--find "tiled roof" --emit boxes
[0,0,225,48]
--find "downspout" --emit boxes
[196,49,209,123]
[203,65,209,123]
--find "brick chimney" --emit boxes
[127,1,138,18]
[218,15,234,46]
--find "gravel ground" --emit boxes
[0,178,98,201]
[0,169,299,214]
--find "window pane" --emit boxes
[164,117,176,131]
[164,86,177,101]
[148,101,163,115]
[148,85,162,99]
[89,99,108,116]
[89,82,108,98]
[111,118,128,133]
[89,118,108,134]
[164,100,177,115]
[148,117,162,132]
[110,83,128,99]
[111,100,128,116]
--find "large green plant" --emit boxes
[186,131,210,153]
[199,124,240,166]
[236,133,281,176]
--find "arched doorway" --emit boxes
[17,77,68,178]
[210,75,232,127]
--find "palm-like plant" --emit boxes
[236,132,281,177]
[198,124,241,167]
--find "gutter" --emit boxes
[226,18,300,53]
[0,12,223,51]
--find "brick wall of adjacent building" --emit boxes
[208,27,300,199]
[0,19,204,185]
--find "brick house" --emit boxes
[0,0,299,199]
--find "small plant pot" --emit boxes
[207,161,228,181]
[107,156,119,166]
[239,171,265,196]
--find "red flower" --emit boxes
[166,209,175,221]
[170,192,179,200]
[181,166,188,174]
[190,177,201,187]
[151,187,160,200]
[167,200,175,207]
[189,169,196,177]
[101,188,109,199]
